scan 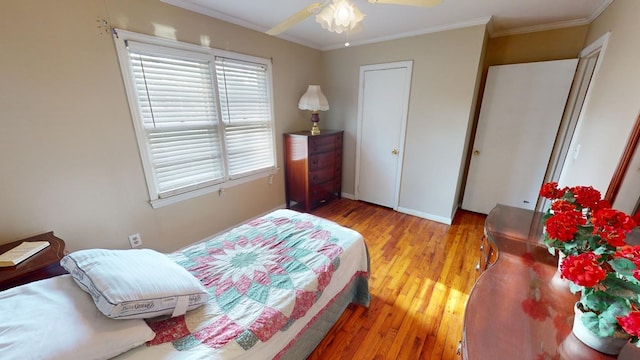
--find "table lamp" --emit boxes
[298,85,329,135]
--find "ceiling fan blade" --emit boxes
[368,0,443,7]
[266,2,324,35]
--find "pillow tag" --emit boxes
[171,296,189,318]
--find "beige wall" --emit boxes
[4,0,636,252]
[559,0,640,212]
[486,26,589,66]
[321,25,486,222]
[0,0,321,251]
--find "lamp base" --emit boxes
[311,122,320,136]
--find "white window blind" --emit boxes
[127,41,225,197]
[216,57,275,178]
[115,31,277,206]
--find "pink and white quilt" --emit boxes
[115,209,369,360]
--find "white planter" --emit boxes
[572,303,629,355]
[550,251,570,289]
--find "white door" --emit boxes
[462,59,578,214]
[541,33,609,211]
[356,61,412,208]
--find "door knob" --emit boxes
[391,149,398,155]
[473,150,480,156]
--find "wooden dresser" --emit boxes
[461,205,640,360]
[283,130,343,212]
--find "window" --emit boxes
[113,30,276,207]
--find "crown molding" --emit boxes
[321,16,492,51]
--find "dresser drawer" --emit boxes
[310,182,337,203]
[309,133,342,153]
[309,150,341,170]
[309,167,338,185]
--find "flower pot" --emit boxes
[557,250,566,273]
[550,251,570,289]
[572,303,629,355]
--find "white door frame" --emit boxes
[355,60,413,209]
[538,32,611,211]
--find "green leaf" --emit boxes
[593,247,609,256]
[569,282,584,295]
[581,312,615,337]
[609,258,637,275]
[602,300,630,319]
[564,241,579,252]
[604,274,640,295]
[582,308,622,338]
[582,291,615,312]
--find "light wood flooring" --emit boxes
[306,198,486,360]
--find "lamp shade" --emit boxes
[298,85,329,112]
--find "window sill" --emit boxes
[149,169,278,209]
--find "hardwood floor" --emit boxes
[307,199,486,360]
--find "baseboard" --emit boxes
[341,192,355,200]
[396,207,453,225]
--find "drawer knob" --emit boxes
[475,262,480,271]
[480,245,484,251]
[392,149,398,155]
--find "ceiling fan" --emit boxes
[266,0,443,36]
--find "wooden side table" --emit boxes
[0,231,67,291]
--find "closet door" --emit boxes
[462,59,578,214]
[356,61,412,208]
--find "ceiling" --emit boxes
[160,0,613,51]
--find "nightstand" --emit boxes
[0,232,67,291]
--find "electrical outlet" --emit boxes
[128,233,142,248]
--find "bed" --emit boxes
[0,209,370,360]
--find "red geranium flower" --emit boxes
[540,182,566,200]
[539,182,640,341]
[569,186,601,209]
[545,210,586,242]
[614,245,640,258]
[550,200,575,212]
[614,245,640,267]
[594,226,627,247]
[591,208,637,232]
[617,311,640,338]
[592,199,612,212]
[560,252,607,287]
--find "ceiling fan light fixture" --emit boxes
[316,0,365,34]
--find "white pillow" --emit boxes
[61,248,209,319]
[0,275,155,360]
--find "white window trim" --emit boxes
[113,29,278,208]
